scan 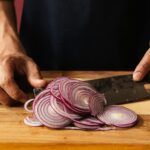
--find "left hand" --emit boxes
[133,48,150,81]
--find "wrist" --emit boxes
[0,20,17,38]
[0,30,26,57]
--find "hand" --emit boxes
[133,48,150,81]
[0,52,47,106]
[0,1,47,106]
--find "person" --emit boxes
[0,0,150,106]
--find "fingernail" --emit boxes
[133,71,142,81]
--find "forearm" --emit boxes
[0,0,25,56]
[0,0,17,34]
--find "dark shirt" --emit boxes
[20,0,150,70]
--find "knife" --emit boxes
[87,74,150,105]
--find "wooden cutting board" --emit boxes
[0,71,150,150]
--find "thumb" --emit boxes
[133,48,150,81]
[26,61,47,88]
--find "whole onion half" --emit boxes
[24,77,138,130]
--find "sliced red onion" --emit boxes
[74,118,100,126]
[24,99,34,113]
[68,82,97,112]
[73,122,100,130]
[61,96,90,115]
[59,80,91,114]
[32,89,51,110]
[72,117,105,130]
[114,122,137,128]
[24,77,138,130]
[89,93,105,116]
[49,95,81,120]
[46,77,69,89]
[49,77,69,100]
[34,96,72,128]
[59,79,79,104]
[82,117,104,125]
[97,105,138,127]
[24,116,43,127]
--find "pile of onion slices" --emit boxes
[24,77,138,130]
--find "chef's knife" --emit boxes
[87,74,150,105]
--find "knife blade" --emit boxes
[87,74,150,105]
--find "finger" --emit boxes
[26,61,47,88]
[0,65,27,100]
[1,77,27,100]
[0,87,21,106]
[0,88,12,106]
[133,48,150,81]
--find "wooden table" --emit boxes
[0,71,150,150]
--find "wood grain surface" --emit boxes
[0,71,150,150]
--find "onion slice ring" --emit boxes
[24,99,34,113]
[34,96,72,128]
[24,116,43,127]
[97,105,138,127]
